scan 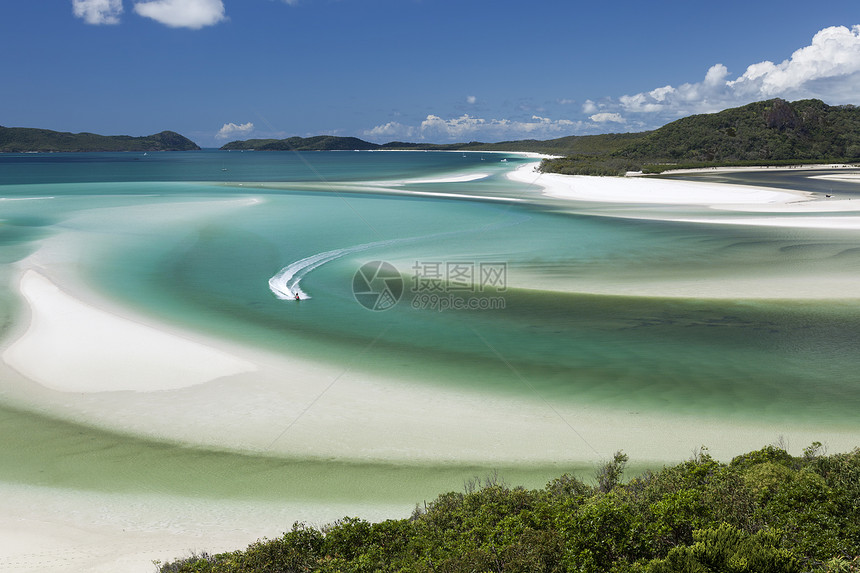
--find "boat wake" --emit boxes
[268,239,397,300]
[268,216,529,300]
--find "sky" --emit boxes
[2,0,860,147]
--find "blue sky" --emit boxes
[2,1,860,147]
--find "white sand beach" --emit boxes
[509,162,860,229]
[508,162,807,205]
[3,270,257,393]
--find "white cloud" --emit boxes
[134,0,225,29]
[649,85,675,102]
[365,121,413,140]
[365,114,583,142]
[73,0,123,25]
[611,25,860,125]
[581,100,598,114]
[420,114,486,139]
[589,112,625,124]
[466,95,477,104]
[216,122,254,140]
[729,25,860,98]
[704,64,729,87]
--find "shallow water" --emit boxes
[0,151,858,510]
[83,169,860,427]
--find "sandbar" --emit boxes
[3,270,256,393]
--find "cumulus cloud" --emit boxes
[134,0,226,29]
[366,114,582,142]
[367,25,860,142]
[417,114,483,139]
[729,25,860,98]
[589,112,625,124]
[466,95,477,104]
[614,25,860,124]
[365,121,413,140]
[73,0,123,25]
[216,122,254,140]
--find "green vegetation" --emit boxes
[157,444,859,573]
[221,135,378,151]
[541,99,860,176]
[219,132,647,157]
[0,127,200,152]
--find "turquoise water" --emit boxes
[1,151,859,505]
[95,198,860,423]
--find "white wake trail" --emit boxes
[268,216,529,301]
[268,239,396,300]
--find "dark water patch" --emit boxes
[662,168,860,196]
[1,214,57,227]
[0,224,49,246]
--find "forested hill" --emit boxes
[542,99,860,175]
[221,135,379,151]
[0,127,200,152]
[220,132,645,156]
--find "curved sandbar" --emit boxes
[4,270,257,393]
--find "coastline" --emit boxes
[509,161,811,205]
[509,161,860,229]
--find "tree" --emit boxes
[597,451,629,493]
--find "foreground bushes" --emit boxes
[158,444,860,573]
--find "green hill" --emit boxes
[221,135,378,151]
[542,99,860,175]
[220,132,648,156]
[0,127,200,152]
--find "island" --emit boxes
[0,127,200,152]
